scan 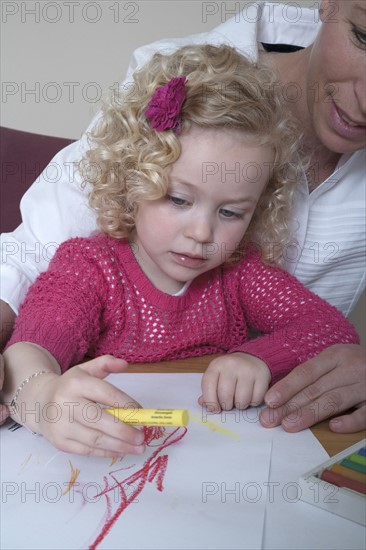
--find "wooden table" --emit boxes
[127,356,365,457]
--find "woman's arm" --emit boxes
[1,300,16,351]
[0,300,16,424]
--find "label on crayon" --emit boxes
[105,408,189,427]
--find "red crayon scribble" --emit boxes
[144,425,165,445]
[87,425,187,550]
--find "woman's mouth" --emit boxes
[330,102,366,140]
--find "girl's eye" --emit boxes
[167,195,189,206]
[220,208,243,219]
[352,26,366,47]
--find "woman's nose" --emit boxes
[355,58,366,118]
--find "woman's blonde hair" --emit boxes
[81,44,301,264]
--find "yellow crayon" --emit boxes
[105,408,189,427]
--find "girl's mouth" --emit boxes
[170,252,206,268]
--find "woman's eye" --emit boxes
[352,26,366,47]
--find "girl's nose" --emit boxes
[184,214,214,243]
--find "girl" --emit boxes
[3,44,359,457]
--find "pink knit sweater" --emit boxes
[8,235,359,382]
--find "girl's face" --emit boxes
[306,0,366,153]
[130,126,273,294]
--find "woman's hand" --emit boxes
[198,352,271,412]
[260,344,366,433]
[0,354,10,425]
[20,355,146,457]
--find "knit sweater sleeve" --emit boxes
[6,237,111,372]
[229,249,360,383]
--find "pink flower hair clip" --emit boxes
[145,76,187,134]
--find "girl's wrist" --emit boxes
[10,371,59,433]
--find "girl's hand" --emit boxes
[26,355,146,458]
[198,353,271,413]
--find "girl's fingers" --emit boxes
[85,377,141,410]
[217,372,237,410]
[60,370,142,411]
[70,423,146,456]
[77,355,129,379]
[200,368,221,412]
[70,445,126,458]
[234,381,254,410]
[74,355,128,378]
[57,436,143,458]
[250,377,269,407]
[99,409,146,445]
[51,422,146,457]
[40,396,146,450]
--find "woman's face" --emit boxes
[306,0,366,153]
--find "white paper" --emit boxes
[1,373,273,550]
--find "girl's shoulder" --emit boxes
[223,244,263,274]
[57,233,128,252]
[50,234,130,268]
[223,244,287,282]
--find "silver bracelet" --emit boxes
[10,371,48,417]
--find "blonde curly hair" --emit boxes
[80,44,301,264]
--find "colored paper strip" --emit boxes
[340,458,366,475]
[330,463,366,484]
[321,469,366,495]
